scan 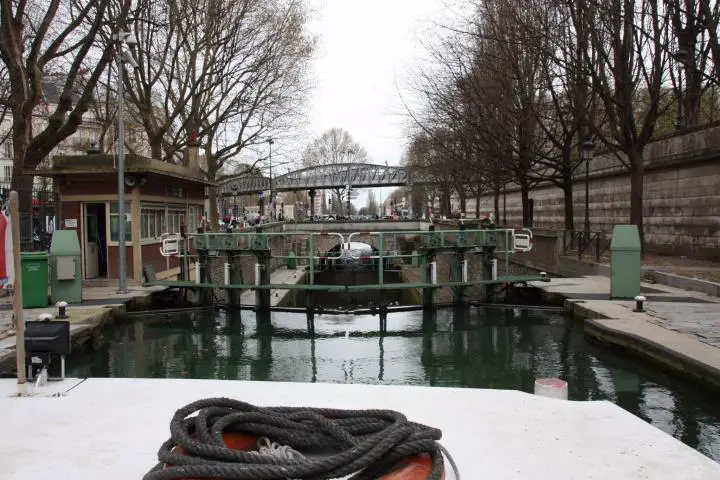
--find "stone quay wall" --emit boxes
[472,125,720,258]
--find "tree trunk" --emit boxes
[206,159,220,229]
[475,188,481,218]
[562,174,574,231]
[520,181,530,227]
[11,170,36,251]
[459,192,466,215]
[493,187,500,222]
[150,135,163,160]
[629,152,645,250]
[441,184,451,216]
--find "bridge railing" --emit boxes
[167,228,534,278]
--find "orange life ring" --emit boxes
[381,453,443,479]
[168,432,442,480]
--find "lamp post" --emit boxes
[231,184,239,219]
[266,138,274,220]
[582,137,594,239]
[673,49,688,130]
[343,148,355,218]
[114,30,138,294]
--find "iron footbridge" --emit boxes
[218,163,433,195]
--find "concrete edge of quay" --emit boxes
[583,317,720,395]
[642,269,720,297]
[0,290,159,374]
[545,292,720,395]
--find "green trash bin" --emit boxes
[610,225,642,299]
[286,251,297,269]
[20,252,49,308]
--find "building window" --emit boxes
[140,203,165,240]
[109,202,132,242]
[3,165,11,180]
[167,206,185,234]
[187,205,202,232]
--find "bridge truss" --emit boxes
[218,163,430,196]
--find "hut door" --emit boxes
[83,203,107,278]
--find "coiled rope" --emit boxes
[144,397,459,480]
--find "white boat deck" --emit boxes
[1,378,718,479]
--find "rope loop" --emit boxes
[143,397,458,480]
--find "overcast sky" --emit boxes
[304,0,443,167]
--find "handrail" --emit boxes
[562,230,608,262]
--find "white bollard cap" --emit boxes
[634,295,646,302]
[56,301,68,308]
[37,313,54,321]
[534,378,568,400]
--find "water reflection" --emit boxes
[68,307,720,461]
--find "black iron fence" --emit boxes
[0,182,59,252]
[563,230,609,263]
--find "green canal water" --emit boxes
[68,307,720,462]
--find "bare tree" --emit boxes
[123,0,315,227]
[301,127,368,215]
[0,63,10,146]
[0,0,130,203]
[585,0,673,246]
[665,0,713,127]
[365,189,378,216]
[526,0,591,231]
[699,0,720,84]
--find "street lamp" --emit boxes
[114,29,138,294]
[673,49,689,130]
[231,183,239,219]
[582,137,594,239]
[266,138,274,220]
[344,148,355,218]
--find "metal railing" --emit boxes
[158,228,538,289]
[562,230,609,263]
[0,182,59,252]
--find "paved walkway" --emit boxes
[534,275,720,391]
[538,275,720,347]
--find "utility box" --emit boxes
[610,225,641,299]
[20,252,49,308]
[50,230,82,304]
[286,251,297,269]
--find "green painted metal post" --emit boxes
[228,252,242,307]
[198,250,211,304]
[423,225,437,310]
[504,229,509,275]
[308,234,315,285]
[422,253,436,310]
[454,224,468,306]
[378,233,384,286]
[452,252,466,305]
[255,252,271,311]
[482,246,494,302]
[179,237,187,282]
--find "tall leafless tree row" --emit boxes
[407,0,720,245]
[0,0,315,224]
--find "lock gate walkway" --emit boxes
[146,227,547,311]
